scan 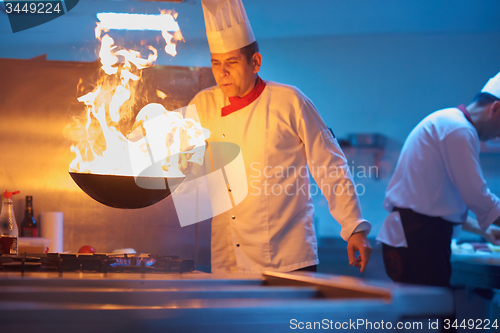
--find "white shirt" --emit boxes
[190,81,370,273]
[377,107,500,247]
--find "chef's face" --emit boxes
[481,101,500,141]
[211,48,261,98]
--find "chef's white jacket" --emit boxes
[377,107,500,247]
[190,81,370,273]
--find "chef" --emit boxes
[187,0,372,274]
[377,71,500,287]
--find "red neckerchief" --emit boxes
[457,104,473,125]
[221,76,266,117]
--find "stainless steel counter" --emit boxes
[451,253,500,289]
[452,261,500,289]
[0,271,454,333]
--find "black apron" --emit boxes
[382,207,457,287]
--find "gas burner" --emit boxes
[2,262,42,272]
[0,253,194,274]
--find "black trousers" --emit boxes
[382,208,456,287]
[294,265,317,272]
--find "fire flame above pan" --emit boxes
[66,10,210,208]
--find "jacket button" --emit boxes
[232,215,235,219]
[236,244,240,247]
[222,134,225,138]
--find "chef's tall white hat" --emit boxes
[481,71,500,99]
[201,0,256,54]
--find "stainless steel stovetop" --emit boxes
[0,268,454,333]
[0,253,194,274]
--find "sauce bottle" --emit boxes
[21,196,38,237]
[0,190,20,255]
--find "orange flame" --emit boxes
[67,10,208,178]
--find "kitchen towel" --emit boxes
[40,212,63,253]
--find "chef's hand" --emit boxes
[347,231,372,273]
[483,225,500,245]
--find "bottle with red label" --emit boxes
[21,196,38,237]
[0,190,20,255]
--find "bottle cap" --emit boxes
[3,190,20,199]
